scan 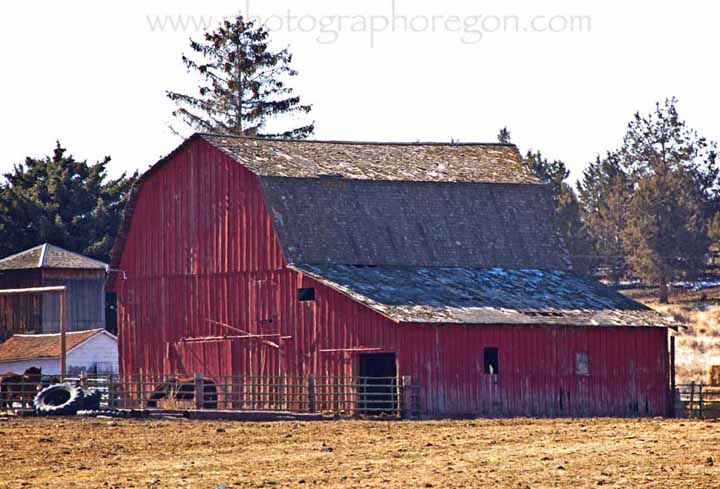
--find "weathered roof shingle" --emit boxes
[261,177,569,270]
[0,244,108,271]
[294,264,670,327]
[202,134,539,184]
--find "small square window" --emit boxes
[483,347,499,375]
[576,352,590,376]
[298,288,316,302]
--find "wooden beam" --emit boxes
[60,290,67,378]
[319,347,382,353]
[0,286,66,296]
[205,319,280,348]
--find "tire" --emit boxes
[33,384,83,416]
[81,389,102,410]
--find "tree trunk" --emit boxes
[658,279,669,304]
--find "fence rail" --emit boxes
[676,383,720,419]
[1,373,421,418]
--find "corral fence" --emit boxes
[675,382,720,419]
[66,373,421,418]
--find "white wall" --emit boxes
[67,332,118,374]
[0,358,59,376]
[0,332,118,377]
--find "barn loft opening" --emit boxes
[484,347,499,375]
[297,288,316,302]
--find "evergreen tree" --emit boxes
[0,142,136,262]
[497,127,512,144]
[167,15,314,138]
[577,152,632,282]
[622,166,709,303]
[619,98,717,303]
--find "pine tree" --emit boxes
[577,152,632,282]
[167,15,314,139]
[623,166,709,303]
[619,98,717,303]
[0,142,136,262]
[497,127,512,144]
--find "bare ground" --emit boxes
[0,417,719,488]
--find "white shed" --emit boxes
[0,329,117,376]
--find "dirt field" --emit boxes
[0,417,718,488]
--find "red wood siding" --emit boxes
[115,138,670,417]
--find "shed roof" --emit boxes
[202,134,539,184]
[294,265,670,327]
[0,329,112,363]
[0,244,108,271]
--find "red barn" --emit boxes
[111,134,672,417]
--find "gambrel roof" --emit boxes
[111,134,669,328]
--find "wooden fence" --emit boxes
[74,373,421,418]
[676,383,720,418]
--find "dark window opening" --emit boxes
[483,347,499,375]
[105,292,117,335]
[575,352,590,376]
[358,353,397,415]
[297,288,316,302]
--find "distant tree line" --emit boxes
[500,97,719,303]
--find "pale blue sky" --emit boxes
[1,0,718,183]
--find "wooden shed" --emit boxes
[0,244,108,340]
[111,134,673,417]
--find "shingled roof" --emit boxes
[261,177,569,270]
[0,244,108,271]
[202,134,539,184]
[0,329,110,362]
[294,265,670,327]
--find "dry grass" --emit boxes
[637,301,720,385]
[621,285,720,385]
[0,417,719,489]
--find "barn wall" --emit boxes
[115,138,670,417]
[42,270,107,333]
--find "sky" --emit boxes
[0,0,718,183]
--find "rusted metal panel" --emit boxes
[115,138,671,417]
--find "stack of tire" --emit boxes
[33,384,102,416]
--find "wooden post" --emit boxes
[136,371,143,409]
[307,374,316,413]
[699,383,704,419]
[194,373,204,410]
[669,335,676,418]
[59,290,67,379]
[401,376,414,419]
[689,381,696,418]
[108,376,115,409]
